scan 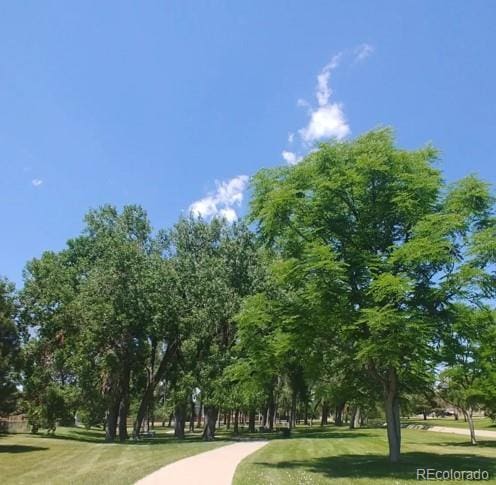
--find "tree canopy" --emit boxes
[5,128,495,464]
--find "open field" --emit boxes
[233,426,496,485]
[3,425,495,485]
[0,427,227,485]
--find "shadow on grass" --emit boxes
[34,430,106,444]
[34,429,233,446]
[292,427,373,440]
[223,426,375,442]
[0,444,48,453]
[254,452,496,481]
[29,424,374,445]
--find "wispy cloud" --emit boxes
[31,179,43,187]
[281,44,373,164]
[315,55,341,106]
[298,54,350,144]
[354,43,374,62]
[189,175,249,222]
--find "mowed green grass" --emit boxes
[233,426,496,485]
[0,427,228,485]
[403,417,495,430]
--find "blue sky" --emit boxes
[1,1,495,286]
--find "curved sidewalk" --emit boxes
[135,440,268,485]
[428,425,496,439]
[407,424,496,439]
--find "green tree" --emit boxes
[249,129,495,462]
[0,278,20,416]
[195,220,262,440]
[21,250,80,433]
[21,205,164,441]
[439,306,496,444]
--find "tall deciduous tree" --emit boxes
[22,205,165,441]
[249,129,495,462]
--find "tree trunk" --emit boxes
[462,408,477,445]
[226,410,231,430]
[384,368,401,463]
[174,402,186,439]
[423,411,427,420]
[268,389,276,431]
[248,408,256,433]
[105,400,119,442]
[290,391,297,429]
[118,363,130,442]
[353,407,361,428]
[234,409,240,434]
[268,402,275,431]
[133,341,178,437]
[321,401,329,426]
[202,406,218,441]
[118,396,129,442]
[197,401,203,427]
[147,341,156,432]
[334,402,345,426]
[262,406,268,428]
[349,405,358,429]
[189,398,195,432]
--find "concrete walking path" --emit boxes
[135,440,268,485]
[407,424,496,439]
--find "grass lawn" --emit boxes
[403,417,495,430]
[233,426,496,484]
[0,426,228,485]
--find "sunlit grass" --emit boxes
[0,426,227,485]
[233,426,496,484]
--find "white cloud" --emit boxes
[299,104,350,142]
[315,54,341,106]
[218,208,237,222]
[283,44,372,155]
[189,197,217,219]
[282,150,297,165]
[31,179,43,187]
[189,175,249,222]
[297,56,350,143]
[282,150,303,165]
[289,46,373,147]
[354,43,374,62]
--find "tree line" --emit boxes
[1,129,495,462]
